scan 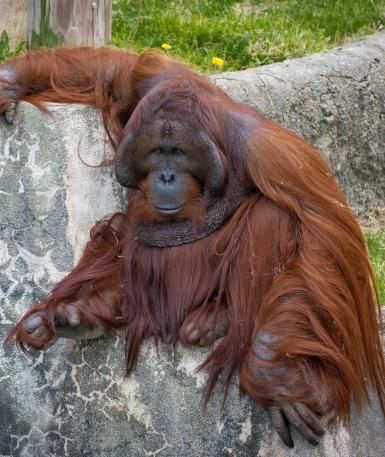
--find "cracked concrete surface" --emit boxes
[1,34,385,456]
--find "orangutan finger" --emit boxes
[65,304,81,327]
[294,402,325,436]
[281,404,320,445]
[30,325,50,338]
[23,312,46,333]
[52,301,106,340]
[56,323,105,340]
[191,326,218,346]
[252,331,276,361]
[269,406,294,448]
[212,309,230,337]
[186,326,200,342]
[4,102,16,124]
[55,302,80,327]
[200,329,215,346]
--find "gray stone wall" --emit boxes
[1,34,385,457]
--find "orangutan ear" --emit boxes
[114,133,138,188]
[192,130,226,197]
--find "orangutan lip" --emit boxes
[155,205,183,216]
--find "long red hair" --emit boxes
[4,47,384,422]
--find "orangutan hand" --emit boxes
[0,66,20,124]
[20,302,106,349]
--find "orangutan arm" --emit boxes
[0,47,139,124]
[237,117,384,447]
[9,213,126,350]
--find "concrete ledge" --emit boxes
[1,34,385,457]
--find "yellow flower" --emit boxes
[212,57,224,66]
[161,43,172,50]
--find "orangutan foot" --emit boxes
[268,401,326,448]
[179,306,229,346]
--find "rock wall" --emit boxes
[0,34,384,457]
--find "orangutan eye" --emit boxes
[172,148,184,155]
[150,147,184,155]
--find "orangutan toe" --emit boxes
[65,304,81,326]
[180,307,229,346]
[269,406,294,448]
[268,401,325,448]
[22,311,56,348]
[182,322,216,346]
[24,311,46,333]
[54,303,105,340]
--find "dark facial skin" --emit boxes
[115,117,226,216]
[137,144,198,216]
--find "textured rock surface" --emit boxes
[1,34,385,457]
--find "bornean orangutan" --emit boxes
[1,47,384,448]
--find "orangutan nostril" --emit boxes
[160,171,175,184]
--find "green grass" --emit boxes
[0,31,25,63]
[2,1,384,69]
[365,228,385,305]
[112,0,385,72]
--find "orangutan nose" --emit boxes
[160,171,175,184]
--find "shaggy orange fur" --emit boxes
[1,47,383,426]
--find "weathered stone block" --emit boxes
[1,34,384,457]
